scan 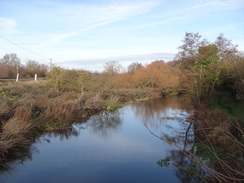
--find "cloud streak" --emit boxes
[60,0,160,24]
[56,52,175,71]
[0,0,243,71]
[25,0,161,48]
[0,18,20,35]
[187,0,244,12]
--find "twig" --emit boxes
[144,124,244,182]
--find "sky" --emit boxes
[0,0,243,71]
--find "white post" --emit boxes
[34,74,37,81]
[16,73,19,82]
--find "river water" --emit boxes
[0,96,202,183]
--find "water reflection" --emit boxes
[0,140,38,174]
[172,150,209,183]
[85,111,122,137]
[0,96,208,183]
[138,98,208,182]
[131,97,193,128]
[152,121,208,183]
[43,126,81,142]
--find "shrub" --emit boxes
[106,95,121,111]
[84,94,105,110]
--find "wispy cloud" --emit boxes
[35,32,78,48]
[56,52,175,71]
[60,0,161,25]
[1,0,243,70]
[0,17,20,34]
[27,0,161,48]
[134,0,244,29]
[186,0,244,12]
[139,16,186,28]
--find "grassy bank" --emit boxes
[187,94,244,182]
[210,92,244,122]
[0,80,160,167]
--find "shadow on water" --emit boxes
[0,125,80,173]
[0,111,122,173]
[0,139,37,173]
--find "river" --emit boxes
[0,96,206,183]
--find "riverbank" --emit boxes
[0,80,161,167]
[1,80,243,181]
[187,93,244,182]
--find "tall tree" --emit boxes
[1,53,20,67]
[197,45,219,67]
[175,32,209,60]
[215,33,238,59]
[25,60,48,77]
[195,45,220,97]
[0,53,21,77]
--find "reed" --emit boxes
[0,99,11,116]
[44,98,79,119]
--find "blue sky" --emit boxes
[0,0,243,71]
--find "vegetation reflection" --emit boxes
[86,111,122,137]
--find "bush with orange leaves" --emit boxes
[113,61,180,94]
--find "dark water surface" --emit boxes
[0,97,198,183]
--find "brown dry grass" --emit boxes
[0,82,46,159]
[0,99,11,116]
[84,93,106,110]
[2,118,32,134]
[44,98,79,119]
[3,81,47,95]
[0,133,30,157]
[188,106,244,182]
[0,79,163,164]
[0,105,33,158]
[190,107,231,145]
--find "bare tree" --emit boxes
[0,53,21,77]
[215,33,238,59]
[127,62,142,72]
[175,32,209,60]
[25,60,48,77]
[103,61,123,75]
[1,53,20,67]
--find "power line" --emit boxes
[0,46,38,61]
[0,35,50,60]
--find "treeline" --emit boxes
[168,32,244,103]
[0,53,48,77]
[45,32,244,103]
[170,33,244,181]
[2,32,243,103]
[46,60,179,95]
[45,32,244,181]
[0,32,243,180]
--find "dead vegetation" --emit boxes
[0,80,158,163]
[188,106,244,182]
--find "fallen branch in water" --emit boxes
[144,124,244,183]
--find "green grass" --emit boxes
[0,87,21,101]
[194,142,225,161]
[210,92,244,121]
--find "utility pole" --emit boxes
[49,59,53,70]
[16,65,19,82]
